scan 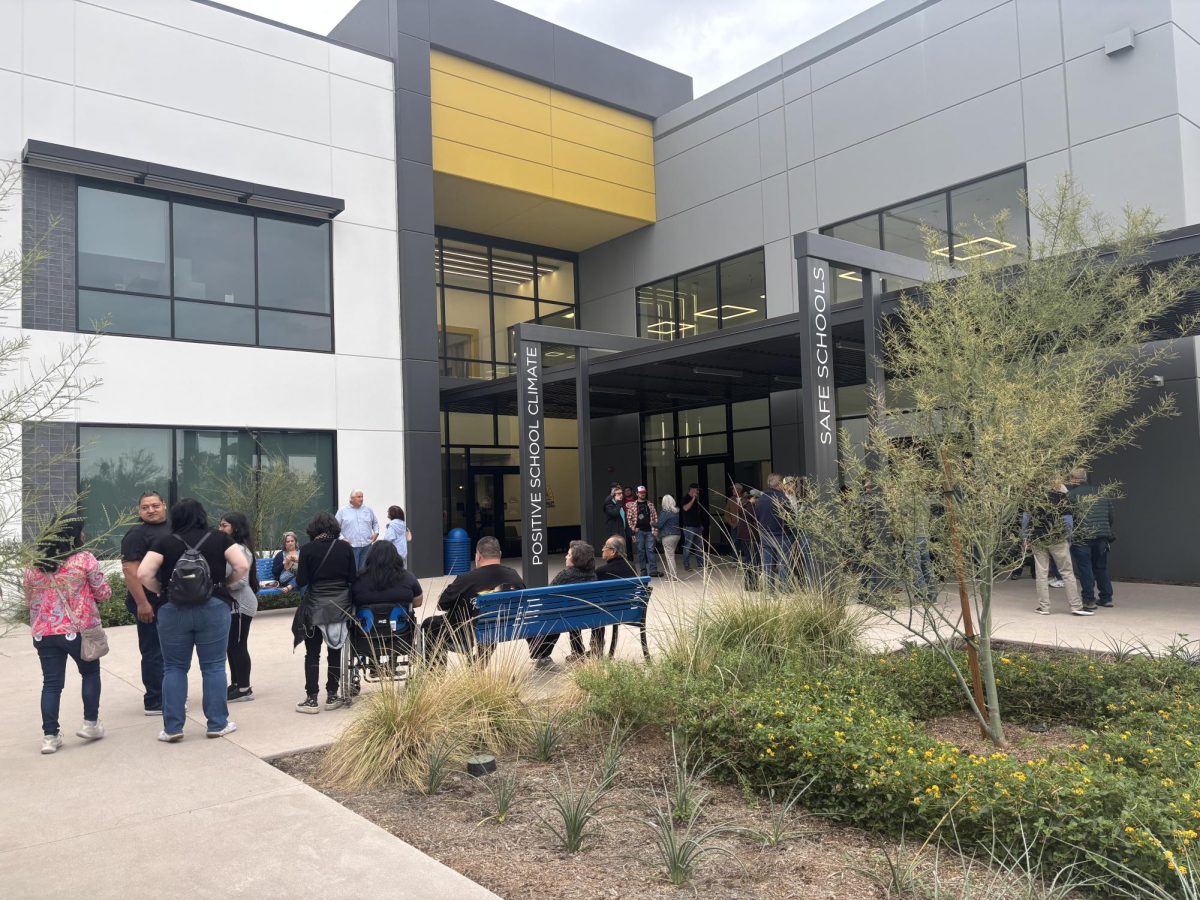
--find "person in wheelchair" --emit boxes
[349,541,423,681]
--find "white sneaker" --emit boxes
[41,733,63,755]
[76,720,105,741]
[158,730,184,743]
[1050,579,1065,588]
[1036,608,1051,616]
[206,721,237,739]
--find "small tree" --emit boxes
[794,180,1200,747]
[0,164,105,630]
[204,457,323,551]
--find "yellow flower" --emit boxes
[1125,826,1136,834]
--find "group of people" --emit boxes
[26,489,415,753]
[601,482,708,580]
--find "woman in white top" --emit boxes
[218,512,259,703]
[384,505,411,565]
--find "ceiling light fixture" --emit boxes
[838,271,863,283]
[931,236,1016,260]
[692,366,744,378]
[646,321,696,336]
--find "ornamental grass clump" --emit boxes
[540,772,607,853]
[645,792,740,886]
[319,655,538,790]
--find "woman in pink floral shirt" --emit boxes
[24,518,111,755]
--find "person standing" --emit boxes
[293,511,358,713]
[529,540,596,667]
[603,484,625,538]
[624,486,659,577]
[121,491,170,716]
[621,485,635,550]
[138,499,249,742]
[657,495,682,580]
[336,489,379,571]
[1024,481,1091,616]
[25,518,111,754]
[679,484,706,573]
[218,512,259,704]
[383,505,410,566]
[422,536,523,666]
[755,474,790,591]
[1068,468,1116,608]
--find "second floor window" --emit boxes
[77,183,333,352]
[636,248,766,341]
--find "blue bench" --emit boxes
[255,557,283,600]
[472,576,652,660]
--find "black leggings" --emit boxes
[227,612,253,691]
[304,631,342,696]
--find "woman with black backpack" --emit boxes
[292,511,357,714]
[137,499,249,743]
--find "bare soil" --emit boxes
[924,715,1079,762]
[274,730,898,899]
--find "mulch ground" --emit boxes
[274,729,897,899]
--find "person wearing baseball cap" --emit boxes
[623,485,659,578]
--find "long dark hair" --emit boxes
[32,517,85,573]
[387,505,405,522]
[361,540,405,592]
[221,511,254,553]
[170,498,209,533]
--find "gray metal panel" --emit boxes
[649,184,766,280]
[782,68,811,104]
[764,238,797,318]
[655,58,782,135]
[655,120,762,220]
[758,106,787,179]
[403,427,443,574]
[1177,26,1200,129]
[757,80,784,114]
[783,96,814,169]
[1015,0,1064,75]
[395,31,432,95]
[397,158,435,234]
[786,164,817,236]
[394,0,431,39]
[762,172,790,242]
[550,26,692,119]
[399,229,437,361]
[1070,117,1187,227]
[326,0,394,56]
[1059,0,1171,58]
[655,95,758,164]
[1021,66,1069,160]
[397,89,433,164]
[794,232,947,281]
[1064,25,1180,147]
[581,290,636,338]
[430,0,554,83]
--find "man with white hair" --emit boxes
[336,489,379,571]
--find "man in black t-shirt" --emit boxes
[422,536,524,665]
[121,491,171,715]
[680,484,707,572]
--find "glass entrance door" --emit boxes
[677,457,733,554]
[469,466,522,558]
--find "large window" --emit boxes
[435,234,578,380]
[637,248,766,341]
[822,167,1029,304]
[77,183,333,351]
[79,425,335,555]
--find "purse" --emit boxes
[55,580,110,662]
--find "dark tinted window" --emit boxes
[257,217,331,313]
[173,203,255,304]
[78,187,169,295]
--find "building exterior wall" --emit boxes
[578,0,1200,331]
[1,0,402,537]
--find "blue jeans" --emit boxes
[352,545,370,571]
[125,596,163,710]
[760,535,787,591]
[909,537,937,601]
[157,597,231,735]
[34,634,100,735]
[681,526,704,570]
[634,530,658,575]
[1071,539,1113,605]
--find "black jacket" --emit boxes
[602,496,625,536]
[437,564,525,629]
[551,565,597,586]
[596,556,638,580]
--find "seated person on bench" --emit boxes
[422,536,524,665]
[351,540,423,617]
[588,535,638,656]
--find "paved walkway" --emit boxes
[2,564,1196,898]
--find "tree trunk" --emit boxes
[975,576,1009,748]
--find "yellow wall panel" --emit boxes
[550,89,652,135]
[550,107,653,164]
[433,138,554,197]
[433,104,552,166]
[553,169,655,222]
[431,50,549,103]
[551,138,654,193]
[431,70,552,134]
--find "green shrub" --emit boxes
[98,571,134,627]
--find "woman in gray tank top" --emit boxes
[218,513,259,703]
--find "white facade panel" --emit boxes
[1180,118,1200,226]
[22,77,75,150]
[763,237,797,318]
[758,106,787,179]
[74,4,333,146]
[655,120,761,220]
[1021,66,1070,160]
[0,2,20,76]
[813,83,1025,226]
[336,429,406,522]
[1064,25,1180,146]
[1015,0,1064,75]
[757,79,784,115]
[1070,117,1186,227]
[1059,0,1172,59]
[782,67,810,104]
[1174,27,1200,131]
[329,45,394,90]
[331,74,396,159]
[782,96,814,169]
[1024,149,1071,244]
[335,356,405,431]
[331,148,398,231]
[332,222,402,360]
[22,0,73,84]
[761,171,790,241]
[786,163,817,235]
[0,69,21,162]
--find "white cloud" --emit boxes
[219,0,881,96]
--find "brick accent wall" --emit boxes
[22,423,79,540]
[21,167,76,333]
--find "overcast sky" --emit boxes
[221,0,881,97]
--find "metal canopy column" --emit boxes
[576,348,593,546]
[517,337,548,587]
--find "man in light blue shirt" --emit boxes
[336,490,379,571]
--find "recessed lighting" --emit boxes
[646,321,696,336]
[932,236,1016,260]
[838,271,862,283]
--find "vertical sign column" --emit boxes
[518,338,549,587]
[796,256,840,491]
